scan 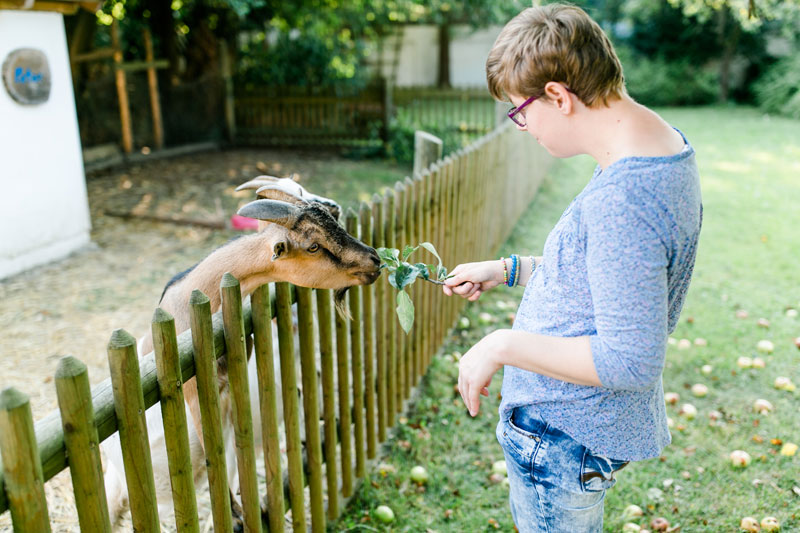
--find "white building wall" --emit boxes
[0,10,91,280]
[380,24,503,88]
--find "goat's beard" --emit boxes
[333,287,352,320]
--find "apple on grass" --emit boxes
[753,399,773,415]
[740,516,760,532]
[761,516,780,532]
[409,465,428,484]
[492,460,507,476]
[737,356,753,369]
[622,504,644,520]
[773,377,795,391]
[691,383,709,397]
[679,403,697,420]
[780,442,798,457]
[730,450,752,468]
[756,340,774,354]
[752,357,766,369]
[664,392,680,405]
[700,364,713,375]
[374,505,395,523]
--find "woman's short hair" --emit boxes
[486,4,626,107]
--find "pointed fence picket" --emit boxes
[0,124,552,532]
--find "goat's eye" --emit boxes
[308,243,320,253]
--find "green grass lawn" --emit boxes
[330,107,800,532]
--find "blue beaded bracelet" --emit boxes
[508,254,518,287]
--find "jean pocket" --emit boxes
[580,449,628,493]
[497,417,539,460]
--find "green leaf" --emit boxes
[377,247,400,267]
[396,290,414,334]
[414,263,431,280]
[402,245,419,261]
[389,263,418,291]
[437,265,448,280]
[419,242,443,271]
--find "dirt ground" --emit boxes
[0,146,405,531]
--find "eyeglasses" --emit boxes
[507,86,576,127]
[507,94,539,127]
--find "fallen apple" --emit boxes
[694,337,708,346]
[730,449,752,468]
[786,308,798,318]
[622,504,644,520]
[760,516,780,532]
[488,472,505,484]
[736,309,749,319]
[701,364,713,375]
[737,356,754,369]
[664,392,680,405]
[780,442,798,457]
[374,505,395,523]
[679,403,697,420]
[756,340,774,354]
[739,516,760,532]
[650,516,669,531]
[622,524,641,532]
[691,383,709,397]
[708,410,723,421]
[492,460,507,476]
[667,337,677,345]
[410,465,429,484]
[458,317,470,329]
[677,338,692,350]
[753,399,773,415]
[757,318,770,329]
[752,357,766,369]
[773,377,795,391]
[794,337,800,350]
[478,312,495,325]
[666,417,675,429]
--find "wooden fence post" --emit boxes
[275,282,306,532]
[346,210,366,479]
[143,28,165,150]
[151,309,200,533]
[315,288,338,519]
[188,292,233,533]
[220,40,237,143]
[107,329,160,532]
[221,274,261,532]
[296,286,325,532]
[251,284,285,533]
[372,193,387,442]
[335,285,353,498]
[359,202,377,459]
[55,357,113,533]
[111,19,133,154]
[413,131,443,177]
[0,388,51,532]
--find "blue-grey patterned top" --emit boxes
[500,132,702,461]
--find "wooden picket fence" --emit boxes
[0,124,552,532]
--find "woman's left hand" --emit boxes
[458,330,506,417]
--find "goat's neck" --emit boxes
[182,233,278,313]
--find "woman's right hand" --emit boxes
[442,260,504,301]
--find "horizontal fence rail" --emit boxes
[0,124,552,531]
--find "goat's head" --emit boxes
[238,198,380,313]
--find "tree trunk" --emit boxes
[716,6,741,103]
[437,23,451,89]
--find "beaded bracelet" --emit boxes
[501,257,508,286]
[509,254,518,287]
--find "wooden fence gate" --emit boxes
[0,124,552,532]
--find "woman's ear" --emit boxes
[544,82,573,115]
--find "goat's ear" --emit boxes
[272,241,287,261]
[237,199,299,227]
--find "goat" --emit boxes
[101,177,380,528]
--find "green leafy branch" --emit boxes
[377,242,450,334]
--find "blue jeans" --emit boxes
[496,407,629,533]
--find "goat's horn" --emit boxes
[235,177,278,192]
[237,199,299,227]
